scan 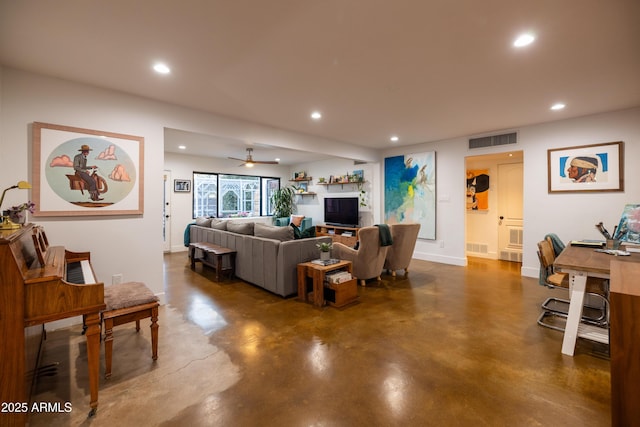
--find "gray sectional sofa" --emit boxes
[189,219,331,297]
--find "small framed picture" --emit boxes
[174,179,191,192]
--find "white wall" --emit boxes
[3,66,638,303]
[382,107,640,275]
[1,69,166,314]
[288,158,381,228]
[163,153,382,252]
[519,108,640,277]
[163,151,290,252]
[0,67,376,328]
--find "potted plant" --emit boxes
[270,185,296,222]
[316,242,332,260]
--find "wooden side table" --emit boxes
[297,260,353,307]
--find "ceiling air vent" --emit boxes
[469,132,517,149]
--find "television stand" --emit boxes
[316,225,359,247]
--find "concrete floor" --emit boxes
[28,254,610,426]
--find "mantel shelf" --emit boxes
[317,181,366,189]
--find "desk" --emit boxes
[554,245,640,356]
[610,259,640,426]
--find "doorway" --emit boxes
[465,151,523,261]
[163,170,171,252]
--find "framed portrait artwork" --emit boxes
[174,179,191,192]
[32,122,144,216]
[547,141,624,193]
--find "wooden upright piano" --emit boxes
[0,224,105,426]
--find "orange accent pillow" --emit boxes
[290,215,305,227]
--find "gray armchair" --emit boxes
[384,223,420,277]
[332,226,389,286]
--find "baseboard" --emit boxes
[413,251,468,266]
[521,266,539,278]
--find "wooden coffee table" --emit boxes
[297,260,355,307]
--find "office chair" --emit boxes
[536,237,609,332]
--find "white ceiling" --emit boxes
[1,0,639,161]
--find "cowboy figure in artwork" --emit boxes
[567,156,598,183]
[73,144,103,201]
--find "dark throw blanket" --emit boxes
[375,224,393,247]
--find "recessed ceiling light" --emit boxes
[390,136,399,142]
[513,33,535,47]
[550,103,566,110]
[178,145,186,150]
[275,158,281,162]
[310,111,322,120]
[153,63,171,74]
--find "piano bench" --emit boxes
[102,281,159,379]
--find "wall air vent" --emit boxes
[469,132,517,149]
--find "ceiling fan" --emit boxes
[228,148,279,167]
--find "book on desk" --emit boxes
[569,240,605,248]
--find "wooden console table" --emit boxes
[297,260,355,307]
[189,242,237,281]
[315,225,359,247]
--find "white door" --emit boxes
[163,171,171,252]
[497,162,523,262]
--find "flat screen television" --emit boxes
[324,197,359,227]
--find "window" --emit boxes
[193,172,280,218]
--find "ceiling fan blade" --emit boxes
[228,148,278,165]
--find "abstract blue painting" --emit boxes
[384,151,436,239]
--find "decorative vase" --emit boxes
[8,210,26,225]
[320,251,330,261]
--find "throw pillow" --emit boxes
[227,221,254,235]
[195,216,212,227]
[210,219,227,230]
[254,223,294,241]
[290,215,305,227]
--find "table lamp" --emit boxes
[0,180,32,230]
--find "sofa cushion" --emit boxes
[195,216,212,227]
[210,219,227,230]
[254,223,294,241]
[227,221,254,235]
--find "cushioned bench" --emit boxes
[102,281,159,379]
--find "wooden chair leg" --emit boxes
[135,320,141,332]
[104,318,114,379]
[391,270,397,277]
[150,305,159,360]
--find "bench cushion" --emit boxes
[104,281,159,311]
